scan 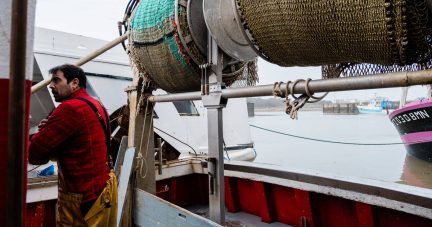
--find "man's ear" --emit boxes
[71,78,80,90]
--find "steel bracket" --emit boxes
[202,92,227,109]
[293,94,310,109]
[207,157,217,195]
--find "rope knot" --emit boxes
[274,78,329,120]
[272,81,285,97]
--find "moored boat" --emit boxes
[357,94,394,115]
[389,98,432,162]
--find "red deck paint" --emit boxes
[0,79,8,224]
[195,174,209,205]
[294,189,314,227]
[168,174,210,207]
[234,178,261,216]
[156,179,171,201]
[27,173,432,226]
[224,177,241,213]
[356,202,376,227]
[254,181,277,223]
[375,206,432,227]
[25,200,56,227]
[0,79,32,223]
[32,202,45,226]
[314,193,360,227]
[154,174,432,227]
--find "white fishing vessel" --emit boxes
[357,94,394,115]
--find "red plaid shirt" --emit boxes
[29,88,109,202]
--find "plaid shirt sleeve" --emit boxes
[29,103,79,165]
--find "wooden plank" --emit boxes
[356,202,376,227]
[120,177,134,227]
[254,181,276,223]
[114,136,128,179]
[132,108,156,194]
[127,78,155,195]
[117,147,135,227]
[133,188,221,227]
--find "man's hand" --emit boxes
[38,119,48,131]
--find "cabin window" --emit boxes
[173,101,199,116]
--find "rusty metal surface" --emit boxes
[133,188,221,227]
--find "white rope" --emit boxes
[136,93,151,179]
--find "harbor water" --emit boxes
[249,111,432,190]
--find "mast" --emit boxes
[0,0,36,225]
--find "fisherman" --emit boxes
[29,64,117,227]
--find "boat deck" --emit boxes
[186,204,291,227]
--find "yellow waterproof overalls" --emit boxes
[56,162,118,227]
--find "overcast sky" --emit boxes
[35,0,429,101]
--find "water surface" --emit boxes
[249,111,432,189]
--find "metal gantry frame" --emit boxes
[202,37,228,225]
[145,47,432,225]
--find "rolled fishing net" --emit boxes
[236,0,432,79]
[129,0,201,93]
[128,0,258,93]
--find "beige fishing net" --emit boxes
[237,0,432,79]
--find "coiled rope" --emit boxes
[250,125,432,146]
[273,78,328,120]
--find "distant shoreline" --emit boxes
[254,107,322,112]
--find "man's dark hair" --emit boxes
[49,64,87,89]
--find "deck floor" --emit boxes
[186,204,291,227]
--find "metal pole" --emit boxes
[7,0,28,225]
[203,37,226,225]
[31,32,129,94]
[149,69,432,103]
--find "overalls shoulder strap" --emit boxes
[75,97,114,171]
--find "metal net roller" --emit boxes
[128,0,258,93]
[236,0,432,79]
[129,0,201,93]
